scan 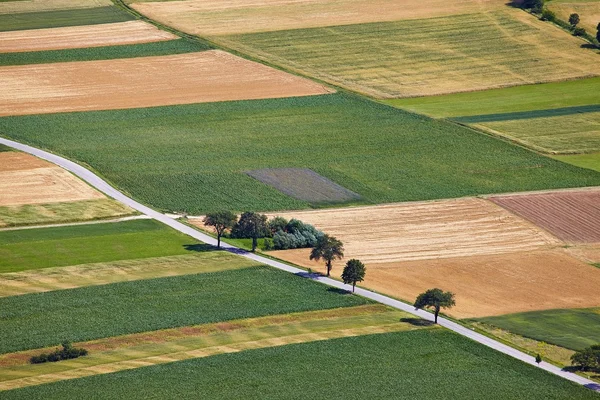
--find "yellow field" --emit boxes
[0,0,112,15]
[548,0,600,34]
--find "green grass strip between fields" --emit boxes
[453,104,600,124]
[0,6,134,32]
[2,330,597,399]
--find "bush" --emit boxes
[540,9,555,22]
[270,218,324,250]
[30,341,88,364]
[571,344,600,371]
[573,27,586,36]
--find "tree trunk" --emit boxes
[326,260,331,276]
[434,306,440,324]
[252,236,257,252]
[352,282,356,292]
[217,234,221,249]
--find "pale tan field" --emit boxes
[0,21,177,53]
[0,0,112,15]
[269,198,560,264]
[548,1,600,34]
[0,153,103,206]
[0,51,332,116]
[277,248,600,318]
[131,0,502,36]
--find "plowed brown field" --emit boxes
[490,190,600,243]
[0,21,177,53]
[0,51,332,116]
[0,152,104,206]
[132,0,501,36]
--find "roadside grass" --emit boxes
[0,143,11,152]
[2,330,598,399]
[2,94,600,213]
[0,199,134,228]
[0,7,134,32]
[554,152,600,172]
[0,39,210,66]
[383,77,600,118]
[0,266,368,354]
[473,308,600,351]
[0,253,258,297]
[0,219,201,273]
[218,10,600,98]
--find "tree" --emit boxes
[535,354,542,364]
[203,211,237,248]
[413,288,456,324]
[573,27,586,37]
[232,212,269,252]
[571,345,600,371]
[341,259,366,292]
[309,234,344,277]
[569,13,580,28]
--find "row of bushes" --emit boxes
[571,344,600,371]
[30,342,88,364]
[230,215,324,250]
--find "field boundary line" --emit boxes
[0,215,150,232]
[0,136,597,392]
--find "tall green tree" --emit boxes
[203,211,237,248]
[569,13,580,28]
[232,212,269,252]
[309,234,344,277]
[341,259,366,292]
[414,288,456,324]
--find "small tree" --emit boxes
[414,288,456,324]
[535,354,542,364]
[309,234,344,277]
[232,212,269,252]
[569,13,580,28]
[573,26,586,37]
[203,211,237,248]
[341,259,366,292]
[571,345,600,371]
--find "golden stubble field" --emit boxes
[267,198,600,318]
[548,1,600,34]
[0,50,333,116]
[0,21,177,53]
[0,0,112,14]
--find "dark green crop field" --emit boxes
[3,330,597,399]
[0,219,198,273]
[0,266,367,354]
[0,39,210,66]
[475,308,600,351]
[2,94,599,214]
[0,7,134,32]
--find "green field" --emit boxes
[0,7,134,31]
[0,39,210,66]
[0,266,367,353]
[384,78,600,118]
[2,94,600,214]
[555,152,600,172]
[475,308,600,351]
[0,219,200,273]
[3,330,597,399]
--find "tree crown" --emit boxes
[414,288,456,310]
[341,259,366,285]
[309,234,344,262]
[203,211,237,230]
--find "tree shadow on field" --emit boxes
[400,318,435,327]
[183,244,218,253]
[326,287,352,295]
[581,43,600,50]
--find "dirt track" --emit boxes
[133,0,500,36]
[490,190,600,243]
[0,51,333,116]
[0,21,177,53]
[0,153,104,206]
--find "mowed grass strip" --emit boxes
[0,0,113,15]
[2,94,600,213]
[0,252,257,297]
[0,7,134,32]
[384,77,600,118]
[0,39,210,66]
[474,308,600,351]
[2,330,597,400]
[555,152,600,172]
[0,219,200,273]
[219,10,600,98]
[0,266,368,354]
[0,199,134,228]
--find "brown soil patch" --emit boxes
[0,50,333,116]
[0,21,177,53]
[0,0,112,15]
[489,190,600,243]
[132,0,502,36]
[268,198,559,264]
[0,153,103,206]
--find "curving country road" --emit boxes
[1,136,598,393]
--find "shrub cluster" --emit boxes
[571,344,600,371]
[30,341,88,364]
[269,218,324,250]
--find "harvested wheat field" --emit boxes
[489,189,600,243]
[0,21,177,53]
[0,152,103,206]
[269,198,559,264]
[131,0,502,36]
[548,1,600,35]
[0,51,332,116]
[0,0,112,15]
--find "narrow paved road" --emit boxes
[1,136,598,393]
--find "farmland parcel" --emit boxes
[2,94,600,214]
